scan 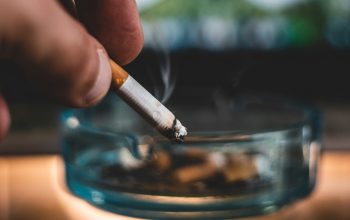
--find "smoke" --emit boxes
[157,51,176,104]
[149,27,177,104]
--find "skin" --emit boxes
[0,0,144,139]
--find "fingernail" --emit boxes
[85,49,112,105]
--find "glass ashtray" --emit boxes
[61,91,322,220]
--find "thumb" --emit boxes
[0,0,111,107]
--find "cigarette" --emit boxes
[223,155,258,183]
[171,162,217,184]
[171,152,227,184]
[109,59,187,141]
[149,150,171,172]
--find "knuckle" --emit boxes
[53,31,99,107]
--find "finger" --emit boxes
[0,0,111,107]
[0,95,10,140]
[75,0,144,65]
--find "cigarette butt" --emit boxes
[171,152,226,184]
[108,59,187,141]
[182,148,208,160]
[223,154,258,183]
[149,150,171,172]
[171,162,217,184]
[118,148,145,170]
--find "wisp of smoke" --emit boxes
[158,52,176,104]
[150,27,177,104]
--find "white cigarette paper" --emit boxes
[119,75,174,128]
[109,59,187,141]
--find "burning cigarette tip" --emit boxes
[172,119,188,142]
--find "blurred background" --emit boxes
[1,0,350,154]
[1,1,350,219]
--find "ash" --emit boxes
[173,119,187,141]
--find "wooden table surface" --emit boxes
[0,151,350,220]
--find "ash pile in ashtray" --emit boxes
[100,148,271,196]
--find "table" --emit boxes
[1,152,350,220]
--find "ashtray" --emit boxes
[61,90,322,219]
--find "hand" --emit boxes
[0,0,144,139]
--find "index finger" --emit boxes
[75,0,144,65]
